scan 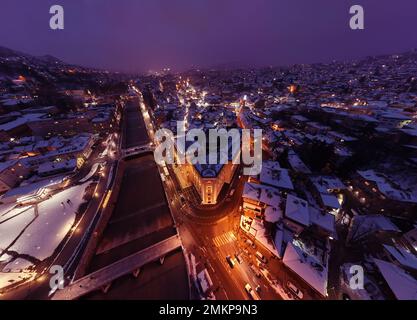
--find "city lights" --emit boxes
[0,1,416,310]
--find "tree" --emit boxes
[254,98,265,108]
[298,140,335,172]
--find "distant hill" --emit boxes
[0,45,64,64]
[0,46,27,58]
[0,44,129,91]
[38,54,64,65]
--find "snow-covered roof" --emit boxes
[309,206,335,235]
[0,113,46,131]
[335,146,353,157]
[273,223,294,259]
[357,169,386,184]
[353,114,379,123]
[285,194,310,227]
[283,242,328,296]
[21,134,94,167]
[357,170,417,203]
[347,215,400,242]
[401,128,417,138]
[291,115,309,123]
[320,193,341,209]
[379,111,410,121]
[305,133,335,144]
[328,131,357,142]
[264,205,283,223]
[383,245,417,271]
[243,182,282,207]
[306,122,331,131]
[373,258,417,300]
[0,159,18,173]
[310,175,346,193]
[250,219,280,257]
[37,159,77,175]
[340,263,384,300]
[287,149,311,174]
[259,161,294,190]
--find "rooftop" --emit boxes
[285,194,310,227]
[283,241,328,296]
[373,258,417,300]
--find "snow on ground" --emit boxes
[8,182,91,261]
[0,203,18,217]
[0,206,35,251]
[0,205,32,223]
[79,162,102,183]
[4,258,34,272]
[0,271,36,289]
[0,253,13,263]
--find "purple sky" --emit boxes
[1,0,416,72]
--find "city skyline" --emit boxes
[1,0,417,72]
[1,0,417,307]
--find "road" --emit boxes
[164,170,285,300]
[134,91,282,301]
[136,85,324,301]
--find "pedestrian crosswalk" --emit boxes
[212,231,237,247]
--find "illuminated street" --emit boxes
[1,1,417,306]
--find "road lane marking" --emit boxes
[212,231,236,247]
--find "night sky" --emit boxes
[1,0,417,72]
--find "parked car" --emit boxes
[244,283,260,300]
[287,281,304,300]
[226,255,235,269]
[245,239,256,249]
[255,251,267,264]
[256,260,266,269]
[250,264,261,278]
[234,253,243,264]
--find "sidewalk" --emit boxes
[171,165,191,189]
